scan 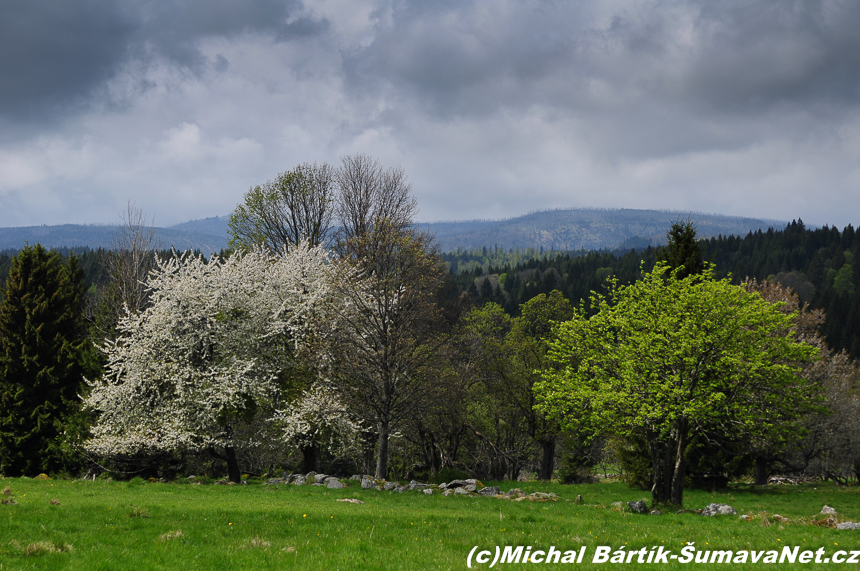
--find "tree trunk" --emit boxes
[538,437,556,481]
[300,443,321,474]
[754,456,770,486]
[225,446,241,483]
[375,421,389,480]
[669,426,688,507]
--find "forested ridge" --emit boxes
[448,219,860,360]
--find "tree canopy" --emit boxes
[535,263,821,505]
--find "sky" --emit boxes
[1,0,859,229]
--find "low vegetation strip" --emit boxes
[0,477,857,570]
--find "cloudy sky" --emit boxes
[1,0,859,228]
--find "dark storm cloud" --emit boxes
[0,0,325,125]
[346,0,860,121]
[0,0,135,121]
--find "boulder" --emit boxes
[383,482,397,491]
[836,522,860,530]
[701,503,737,517]
[610,501,624,510]
[650,510,661,516]
[293,476,306,486]
[423,488,434,495]
[506,488,525,498]
[479,486,501,496]
[627,500,648,514]
[454,487,470,496]
[530,492,559,500]
[442,489,454,497]
[349,475,363,481]
[327,480,344,490]
[360,478,376,490]
[822,505,837,515]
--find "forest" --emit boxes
[0,157,857,507]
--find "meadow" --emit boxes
[0,476,859,570]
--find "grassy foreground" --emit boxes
[0,476,859,570]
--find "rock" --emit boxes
[454,487,470,496]
[423,488,434,495]
[327,480,344,489]
[186,475,197,480]
[506,488,524,498]
[530,492,559,500]
[628,500,648,514]
[701,503,737,517]
[336,498,364,504]
[349,475,363,481]
[773,514,789,523]
[266,478,285,485]
[479,486,501,496]
[822,505,837,515]
[214,479,227,485]
[35,473,50,480]
[465,484,477,492]
[442,489,454,497]
[650,510,661,516]
[406,482,429,491]
[836,522,860,530]
[445,479,469,489]
[227,481,236,486]
[611,501,624,510]
[383,482,397,491]
[394,486,406,493]
[293,476,306,486]
[361,478,376,490]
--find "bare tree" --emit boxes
[91,201,158,340]
[334,154,417,253]
[229,162,336,252]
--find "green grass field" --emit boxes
[1,476,859,569]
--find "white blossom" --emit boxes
[83,242,345,459]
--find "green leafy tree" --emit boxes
[0,244,98,475]
[535,263,819,506]
[229,162,336,252]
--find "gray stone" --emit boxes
[465,484,477,492]
[610,501,623,510]
[361,478,376,490]
[383,482,397,491]
[836,522,860,530]
[442,489,454,497]
[454,487,469,496]
[506,488,524,498]
[628,500,648,514]
[293,476,306,486]
[650,510,661,516]
[701,503,737,517]
[394,486,406,493]
[423,488,433,495]
[265,478,284,485]
[349,475,363,481]
[530,492,559,500]
[479,486,501,496]
[327,480,344,489]
[822,505,837,515]
[446,479,469,489]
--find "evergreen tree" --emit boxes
[656,218,705,279]
[0,244,97,475]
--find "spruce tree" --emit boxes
[657,218,705,279]
[0,244,97,475]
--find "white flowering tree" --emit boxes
[275,381,362,472]
[84,243,343,482]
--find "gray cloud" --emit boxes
[0,0,858,230]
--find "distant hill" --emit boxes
[419,209,789,252]
[0,209,788,255]
[0,224,229,256]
